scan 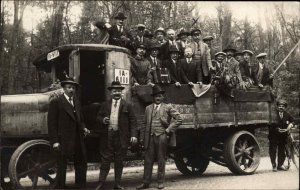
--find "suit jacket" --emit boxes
[131,56,152,85]
[147,56,163,83]
[97,99,138,149]
[162,59,181,83]
[252,63,273,86]
[144,103,182,149]
[48,94,86,155]
[178,58,199,83]
[107,24,131,48]
[269,111,294,142]
[239,60,253,80]
[188,41,212,77]
[160,40,180,61]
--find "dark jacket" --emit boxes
[104,24,131,48]
[269,111,294,142]
[178,58,199,83]
[48,94,86,155]
[147,56,163,83]
[252,63,273,86]
[96,99,138,150]
[239,60,253,80]
[162,59,181,83]
[160,40,180,61]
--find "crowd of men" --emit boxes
[46,12,295,190]
[95,12,274,92]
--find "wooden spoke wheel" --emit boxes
[224,131,260,175]
[174,154,209,176]
[8,140,58,189]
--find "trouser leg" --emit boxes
[269,140,277,168]
[114,132,126,185]
[99,131,115,182]
[56,154,67,188]
[278,143,286,167]
[156,134,168,184]
[74,148,87,186]
[143,135,156,184]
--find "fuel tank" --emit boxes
[1,93,50,137]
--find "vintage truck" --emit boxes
[0,44,277,189]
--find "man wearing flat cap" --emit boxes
[48,78,90,189]
[188,28,213,85]
[131,43,154,86]
[203,35,215,58]
[268,99,295,172]
[154,27,166,46]
[95,12,131,48]
[239,50,255,88]
[131,24,151,54]
[136,85,182,189]
[222,46,245,90]
[253,53,274,88]
[211,51,226,84]
[234,51,244,63]
[96,81,138,189]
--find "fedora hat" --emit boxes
[169,45,180,53]
[114,12,127,20]
[148,42,161,50]
[107,81,125,90]
[61,78,79,87]
[151,85,165,96]
[223,45,237,53]
[177,28,190,37]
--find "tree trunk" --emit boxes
[51,1,65,48]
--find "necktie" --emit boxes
[114,100,118,108]
[154,57,157,65]
[155,105,159,110]
[68,97,74,107]
[279,112,283,119]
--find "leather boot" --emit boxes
[95,169,109,190]
[114,167,124,189]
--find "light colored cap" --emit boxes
[215,51,226,57]
[242,50,254,55]
[256,53,267,58]
[136,24,146,29]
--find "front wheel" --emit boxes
[174,154,209,176]
[224,131,260,175]
[8,140,58,189]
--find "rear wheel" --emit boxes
[174,153,209,176]
[8,140,58,189]
[224,131,260,175]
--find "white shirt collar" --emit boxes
[154,103,161,110]
[259,62,264,69]
[64,93,72,101]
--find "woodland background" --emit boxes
[0,1,299,116]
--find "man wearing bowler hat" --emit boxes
[268,99,295,172]
[95,12,131,48]
[48,77,90,189]
[147,42,163,84]
[162,45,182,86]
[95,81,138,189]
[136,85,182,189]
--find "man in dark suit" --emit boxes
[162,46,182,86]
[176,28,190,59]
[188,28,213,84]
[160,29,180,61]
[95,81,138,190]
[269,99,295,171]
[136,85,182,189]
[239,50,255,88]
[252,53,274,88]
[95,12,131,48]
[48,78,90,189]
[147,42,163,84]
[178,47,201,86]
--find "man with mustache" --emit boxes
[95,81,138,189]
[48,78,90,189]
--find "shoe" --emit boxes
[95,182,104,190]
[114,184,124,189]
[272,167,277,172]
[158,183,164,189]
[277,165,287,171]
[136,183,150,189]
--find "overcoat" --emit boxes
[162,59,181,83]
[48,94,86,155]
[143,103,182,150]
[96,99,138,150]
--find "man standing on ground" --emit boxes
[48,78,90,189]
[95,81,138,189]
[136,85,182,189]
